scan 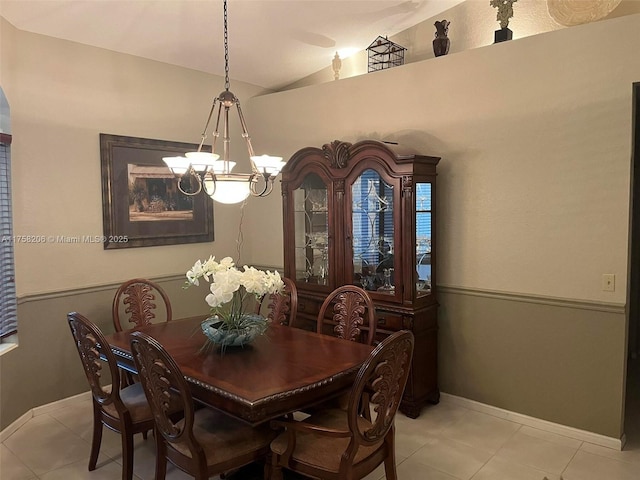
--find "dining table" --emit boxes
[103,316,373,426]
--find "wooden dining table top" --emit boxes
[104,316,373,425]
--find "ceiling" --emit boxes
[0,0,464,90]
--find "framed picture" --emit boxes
[100,134,214,249]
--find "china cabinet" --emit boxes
[281,139,440,417]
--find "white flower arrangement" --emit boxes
[186,256,284,337]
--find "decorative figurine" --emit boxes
[332,52,342,80]
[490,0,518,43]
[433,20,450,57]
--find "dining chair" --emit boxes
[312,285,378,417]
[67,312,166,480]
[269,329,414,480]
[317,285,376,346]
[112,278,172,332]
[255,277,298,327]
[129,330,278,480]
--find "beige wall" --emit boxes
[244,13,640,438]
[438,288,626,438]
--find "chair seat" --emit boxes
[172,408,277,465]
[271,408,383,473]
[101,382,152,422]
[102,382,181,424]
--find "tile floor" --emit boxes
[2,359,639,480]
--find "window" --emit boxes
[351,169,395,292]
[416,182,432,289]
[0,88,16,348]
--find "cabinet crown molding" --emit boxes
[322,140,353,169]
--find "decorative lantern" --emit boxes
[367,36,406,73]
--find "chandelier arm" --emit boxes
[262,177,275,196]
[197,97,219,152]
[177,166,203,196]
[202,170,216,197]
[249,173,274,197]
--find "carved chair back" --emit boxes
[269,330,414,480]
[130,331,275,478]
[68,311,124,411]
[317,285,376,345]
[130,331,200,457]
[255,277,298,327]
[112,278,172,332]
[348,330,414,446]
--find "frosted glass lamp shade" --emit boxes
[208,174,252,204]
[251,155,285,176]
[212,161,237,174]
[185,151,220,171]
[162,156,190,175]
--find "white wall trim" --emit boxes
[440,393,625,451]
[0,390,92,443]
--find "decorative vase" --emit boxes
[494,27,513,43]
[201,314,267,350]
[433,20,450,57]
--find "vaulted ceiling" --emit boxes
[0,0,465,90]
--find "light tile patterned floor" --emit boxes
[2,360,639,480]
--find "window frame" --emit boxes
[0,127,17,353]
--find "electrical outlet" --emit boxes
[602,274,615,292]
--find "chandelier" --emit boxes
[163,0,284,204]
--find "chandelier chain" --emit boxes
[223,0,230,91]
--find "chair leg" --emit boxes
[271,453,283,480]
[121,428,134,480]
[263,459,272,480]
[383,455,398,480]
[383,432,398,480]
[154,431,167,480]
[88,404,103,471]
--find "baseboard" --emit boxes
[0,410,32,444]
[0,390,91,443]
[32,390,92,416]
[440,393,625,451]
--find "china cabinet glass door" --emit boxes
[416,182,432,297]
[350,169,396,295]
[293,172,329,285]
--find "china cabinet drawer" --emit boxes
[375,312,405,331]
[297,298,322,317]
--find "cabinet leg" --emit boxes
[399,402,422,419]
[428,389,440,405]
